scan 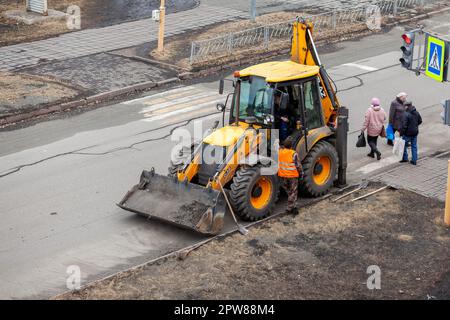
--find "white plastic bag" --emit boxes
[393,136,405,160]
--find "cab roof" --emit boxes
[238,61,320,83]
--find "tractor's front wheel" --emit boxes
[229,166,278,222]
[168,143,198,177]
[301,141,338,197]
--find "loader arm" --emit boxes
[291,19,340,125]
[208,128,262,190]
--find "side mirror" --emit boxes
[280,93,289,110]
[219,79,225,95]
[216,103,226,112]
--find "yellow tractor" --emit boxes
[118,19,348,235]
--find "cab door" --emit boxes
[301,77,325,131]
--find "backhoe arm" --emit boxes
[291,19,340,125]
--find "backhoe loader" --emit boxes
[117,19,348,235]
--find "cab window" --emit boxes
[233,76,273,121]
[303,79,323,129]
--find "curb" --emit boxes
[0,77,179,128]
[2,6,448,129]
[385,6,450,27]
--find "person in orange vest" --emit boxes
[278,138,303,215]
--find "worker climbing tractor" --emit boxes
[278,138,303,215]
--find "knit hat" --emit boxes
[403,100,413,106]
[371,97,381,106]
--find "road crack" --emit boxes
[0,111,221,179]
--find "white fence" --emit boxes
[189,0,435,64]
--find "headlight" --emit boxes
[265,114,275,124]
[216,103,225,112]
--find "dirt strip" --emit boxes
[58,184,450,300]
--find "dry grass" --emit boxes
[0,71,78,105]
[60,186,450,300]
[0,1,87,46]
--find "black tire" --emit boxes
[229,166,279,222]
[168,143,197,177]
[300,140,338,197]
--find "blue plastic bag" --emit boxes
[386,124,395,141]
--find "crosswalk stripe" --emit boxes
[123,86,197,105]
[141,99,223,123]
[144,95,222,118]
[142,88,205,105]
[142,97,167,106]
[139,91,222,114]
[342,63,378,72]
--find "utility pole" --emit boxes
[250,0,257,22]
[158,0,166,53]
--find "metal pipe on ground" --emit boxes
[350,185,390,202]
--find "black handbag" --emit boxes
[356,132,367,148]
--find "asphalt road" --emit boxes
[1,14,450,299]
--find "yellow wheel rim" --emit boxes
[250,177,273,210]
[312,156,332,186]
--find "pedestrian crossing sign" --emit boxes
[425,36,446,82]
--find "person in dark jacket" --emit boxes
[400,101,422,165]
[387,92,407,145]
[274,92,291,142]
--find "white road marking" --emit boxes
[356,148,429,175]
[342,63,378,72]
[139,91,221,114]
[122,86,197,105]
[141,99,223,122]
[430,22,450,31]
[355,155,400,175]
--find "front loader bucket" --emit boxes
[117,169,226,235]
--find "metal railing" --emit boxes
[189,0,437,64]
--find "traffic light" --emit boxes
[400,32,415,69]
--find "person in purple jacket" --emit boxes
[361,98,387,160]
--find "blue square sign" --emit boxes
[425,36,446,82]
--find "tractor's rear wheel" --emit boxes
[229,166,278,222]
[301,140,338,197]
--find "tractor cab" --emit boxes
[221,61,325,147]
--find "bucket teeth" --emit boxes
[196,208,213,234]
[117,171,226,235]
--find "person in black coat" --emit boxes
[388,92,407,145]
[274,93,291,142]
[400,101,422,165]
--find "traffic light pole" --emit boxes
[400,28,449,82]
